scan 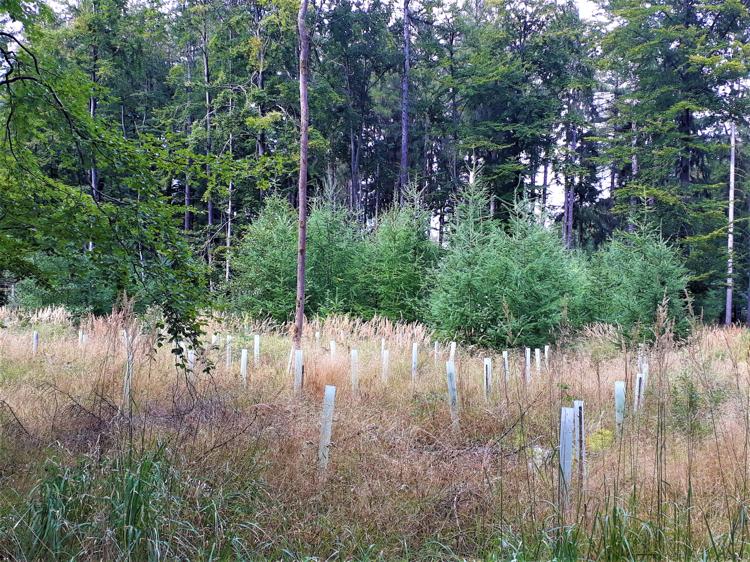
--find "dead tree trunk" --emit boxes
[293,0,311,351]
[725,121,736,324]
[397,0,410,204]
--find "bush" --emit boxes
[588,227,688,338]
[230,194,438,323]
[305,201,364,316]
[354,202,439,322]
[230,196,297,322]
[429,186,590,348]
[12,253,121,316]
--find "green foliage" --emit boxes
[429,186,590,348]
[12,256,118,316]
[230,196,297,322]
[589,227,689,338]
[670,371,728,436]
[306,200,363,316]
[354,201,439,322]
[230,194,438,323]
[7,446,264,560]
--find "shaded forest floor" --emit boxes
[0,307,749,560]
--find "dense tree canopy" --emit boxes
[1,0,748,343]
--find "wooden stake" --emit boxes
[633,373,644,411]
[573,399,586,482]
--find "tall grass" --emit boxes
[0,305,749,559]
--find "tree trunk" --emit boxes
[293,0,310,351]
[184,42,194,231]
[397,0,410,204]
[201,22,214,290]
[89,41,99,203]
[89,94,99,201]
[226,33,234,284]
[563,128,577,249]
[725,121,736,324]
[349,126,361,219]
[628,121,638,232]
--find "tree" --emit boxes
[726,121,736,324]
[293,0,310,350]
[398,0,410,202]
[599,0,750,318]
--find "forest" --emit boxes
[3,1,750,559]
[1,0,748,346]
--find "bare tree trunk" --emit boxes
[563,128,577,249]
[293,0,311,351]
[184,42,194,231]
[225,34,234,285]
[226,124,234,284]
[628,121,638,232]
[541,158,549,211]
[564,184,574,248]
[89,94,99,201]
[726,121,736,325]
[397,0,410,204]
[201,22,214,291]
[89,41,99,203]
[350,127,361,218]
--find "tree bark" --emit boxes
[628,121,638,232]
[201,20,214,290]
[397,0,410,204]
[725,121,736,324]
[563,127,577,249]
[349,126,361,218]
[184,40,194,231]
[293,0,310,351]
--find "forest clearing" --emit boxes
[2,0,750,558]
[1,306,749,560]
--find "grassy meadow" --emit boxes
[0,306,749,560]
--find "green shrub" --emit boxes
[230,196,297,322]
[429,185,590,348]
[589,227,688,338]
[12,253,120,316]
[306,200,364,316]
[354,202,439,322]
[230,194,438,323]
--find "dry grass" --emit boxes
[1,306,750,559]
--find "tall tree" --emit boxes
[726,121,737,324]
[293,0,310,350]
[398,0,410,203]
